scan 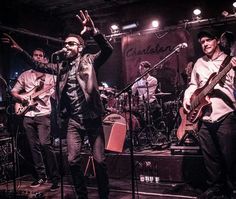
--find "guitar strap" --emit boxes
[219,55,232,87]
[37,73,46,91]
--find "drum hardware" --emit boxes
[137,82,168,149]
[83,138,96,177]
[98,86,116,94]
[100,93,108,100]
[154,92,172,97]
[155,91,172,121]
[137,84,158,89]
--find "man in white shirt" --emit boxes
[183,28,236,198]
[11,48,60,191]
[131,61,159,125]
[132,61,158,104]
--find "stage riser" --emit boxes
[76,152,208,189]
[104,153,207,185]
[17,143,236,189]
[52,151,207,185]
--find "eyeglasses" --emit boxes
[64,41,80,47]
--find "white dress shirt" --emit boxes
[184,53,236,122]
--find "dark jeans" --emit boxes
[23,115,59,183]
[198,111,236,193]
[67,117,109,199]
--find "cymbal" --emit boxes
[155,92,172,96]
[137,84,157,88]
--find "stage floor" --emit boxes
[0,144,235,198]
[0,175,202,199]
[1,175,236,199]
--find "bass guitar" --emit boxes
[177,57,232,140]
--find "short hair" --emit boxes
[33,48,45,56]
[66,33,85,47]
[139,61,151,68]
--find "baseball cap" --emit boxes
[197,28,219,40]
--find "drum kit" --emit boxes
[99,85,179,150]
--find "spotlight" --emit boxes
[110,24,120,34]
[233,2,236,13]
[233,2,236,8]
[222,10,229,17]
[122,22,138,31]
[101,82,109,88]
[151,20,159,28]
[192,8,202,20]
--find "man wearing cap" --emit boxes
[183,28,236,198]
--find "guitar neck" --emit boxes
[203,63,232,95]
[191,62,232,109]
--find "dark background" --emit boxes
[1,0,236,100]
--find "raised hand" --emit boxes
[76,10,96,35]
[1,33,23,52]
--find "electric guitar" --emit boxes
[15,85,54,116]
[177,58,232,140]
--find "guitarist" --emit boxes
[11,48,60,191]
[183,28,236,198]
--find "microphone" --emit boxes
[52,47,67,55]
[174,42,188,51]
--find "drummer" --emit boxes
[131,61,158,106]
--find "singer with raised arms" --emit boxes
[2,10,113,199]
[181,28,236,198]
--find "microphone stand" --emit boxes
[115,43,186,199]
[52,54,64,199]
[170,52,182,142]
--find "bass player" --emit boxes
[182,28,236,198]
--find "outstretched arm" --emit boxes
[1,33,57,74]
[1,33,24,52]
[1,33,34,66]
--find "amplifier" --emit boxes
[0,137,12,161]
[0,137,13,183]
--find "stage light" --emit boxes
[110,24,120,34]
[233,2,236,8]
[101,82,109,88]
[151,20,159,28]
[222,10,229,17]
[233,2,236,13]
[192,8,202,20]
[122,22,138,31]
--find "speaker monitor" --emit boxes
[103,122,126,152]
